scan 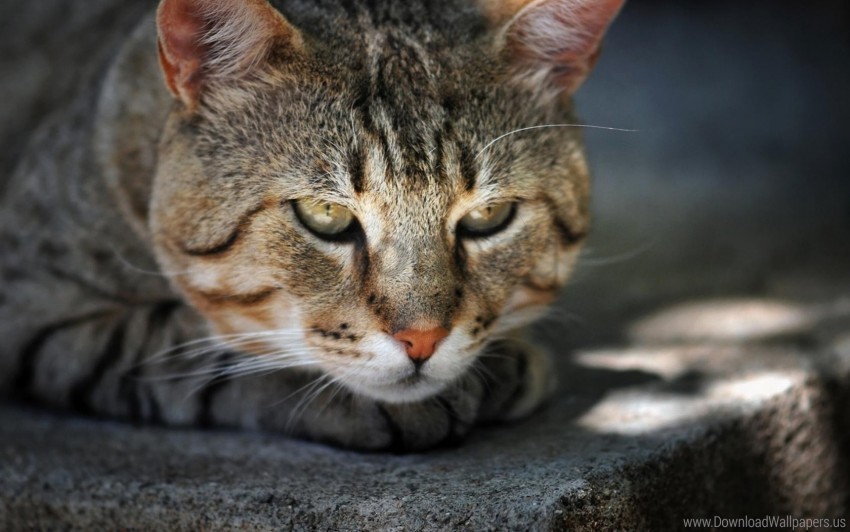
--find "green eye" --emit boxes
[458,202,516,238]
[293,200,356,239]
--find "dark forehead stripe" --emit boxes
[351,76,375,131]
[434,124,478,190]
[349,25,451,186]
[375,126,398,180]
[348,144,366,194]
[434,128,448,183]
[458,142,478,191]
[350,73,399,183]
[340,14,484,190]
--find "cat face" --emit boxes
[150,0,621,402]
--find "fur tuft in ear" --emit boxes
[156,0,302,108]
[487,0,624,94]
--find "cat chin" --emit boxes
[341,376,450,404]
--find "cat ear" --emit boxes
[156,0,303,108]
[482,0,624,94]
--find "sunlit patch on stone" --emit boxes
[628,299,815,344]
[576,372,799,435]
[576,346,705,380]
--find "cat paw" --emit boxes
[475,337,558,422]
[370,374,485,452]
[261,370,486,452]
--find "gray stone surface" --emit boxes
[3,293,850,530]
[2,0,850,530]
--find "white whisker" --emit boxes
[108,244,297,280]
[577,238,658,267]
[284,374,335,431]
[476,123,638,159]
[142,329,312,366]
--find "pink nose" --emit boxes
[393,327,449,362]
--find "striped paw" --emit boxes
[476,337,558,422]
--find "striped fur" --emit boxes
[0,0,620,451]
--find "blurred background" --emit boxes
[565,0,850,345]
[1,0,848,346]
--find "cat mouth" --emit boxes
[341,371,447,403]
[396,371,426,387]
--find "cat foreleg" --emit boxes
[475,332,559,423]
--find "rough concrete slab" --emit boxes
[2,293,850,530]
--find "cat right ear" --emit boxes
[480,0,625,94]
[156,0,303,109]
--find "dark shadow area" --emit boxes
[569,0,850,324]
[561,1,850,521]
[0,0,154,185]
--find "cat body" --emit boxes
[0,0,622,450]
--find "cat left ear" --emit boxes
[157,0,303,109]
[482,0,625,94]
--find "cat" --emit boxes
[0,0,622,451]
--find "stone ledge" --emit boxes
[3,297,848,530]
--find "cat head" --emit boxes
[150,0,623,402]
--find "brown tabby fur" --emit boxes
[0,0,621,451]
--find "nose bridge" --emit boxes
[377,233,459,330]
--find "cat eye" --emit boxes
[292,200,358,240]
[458,202,517,238]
